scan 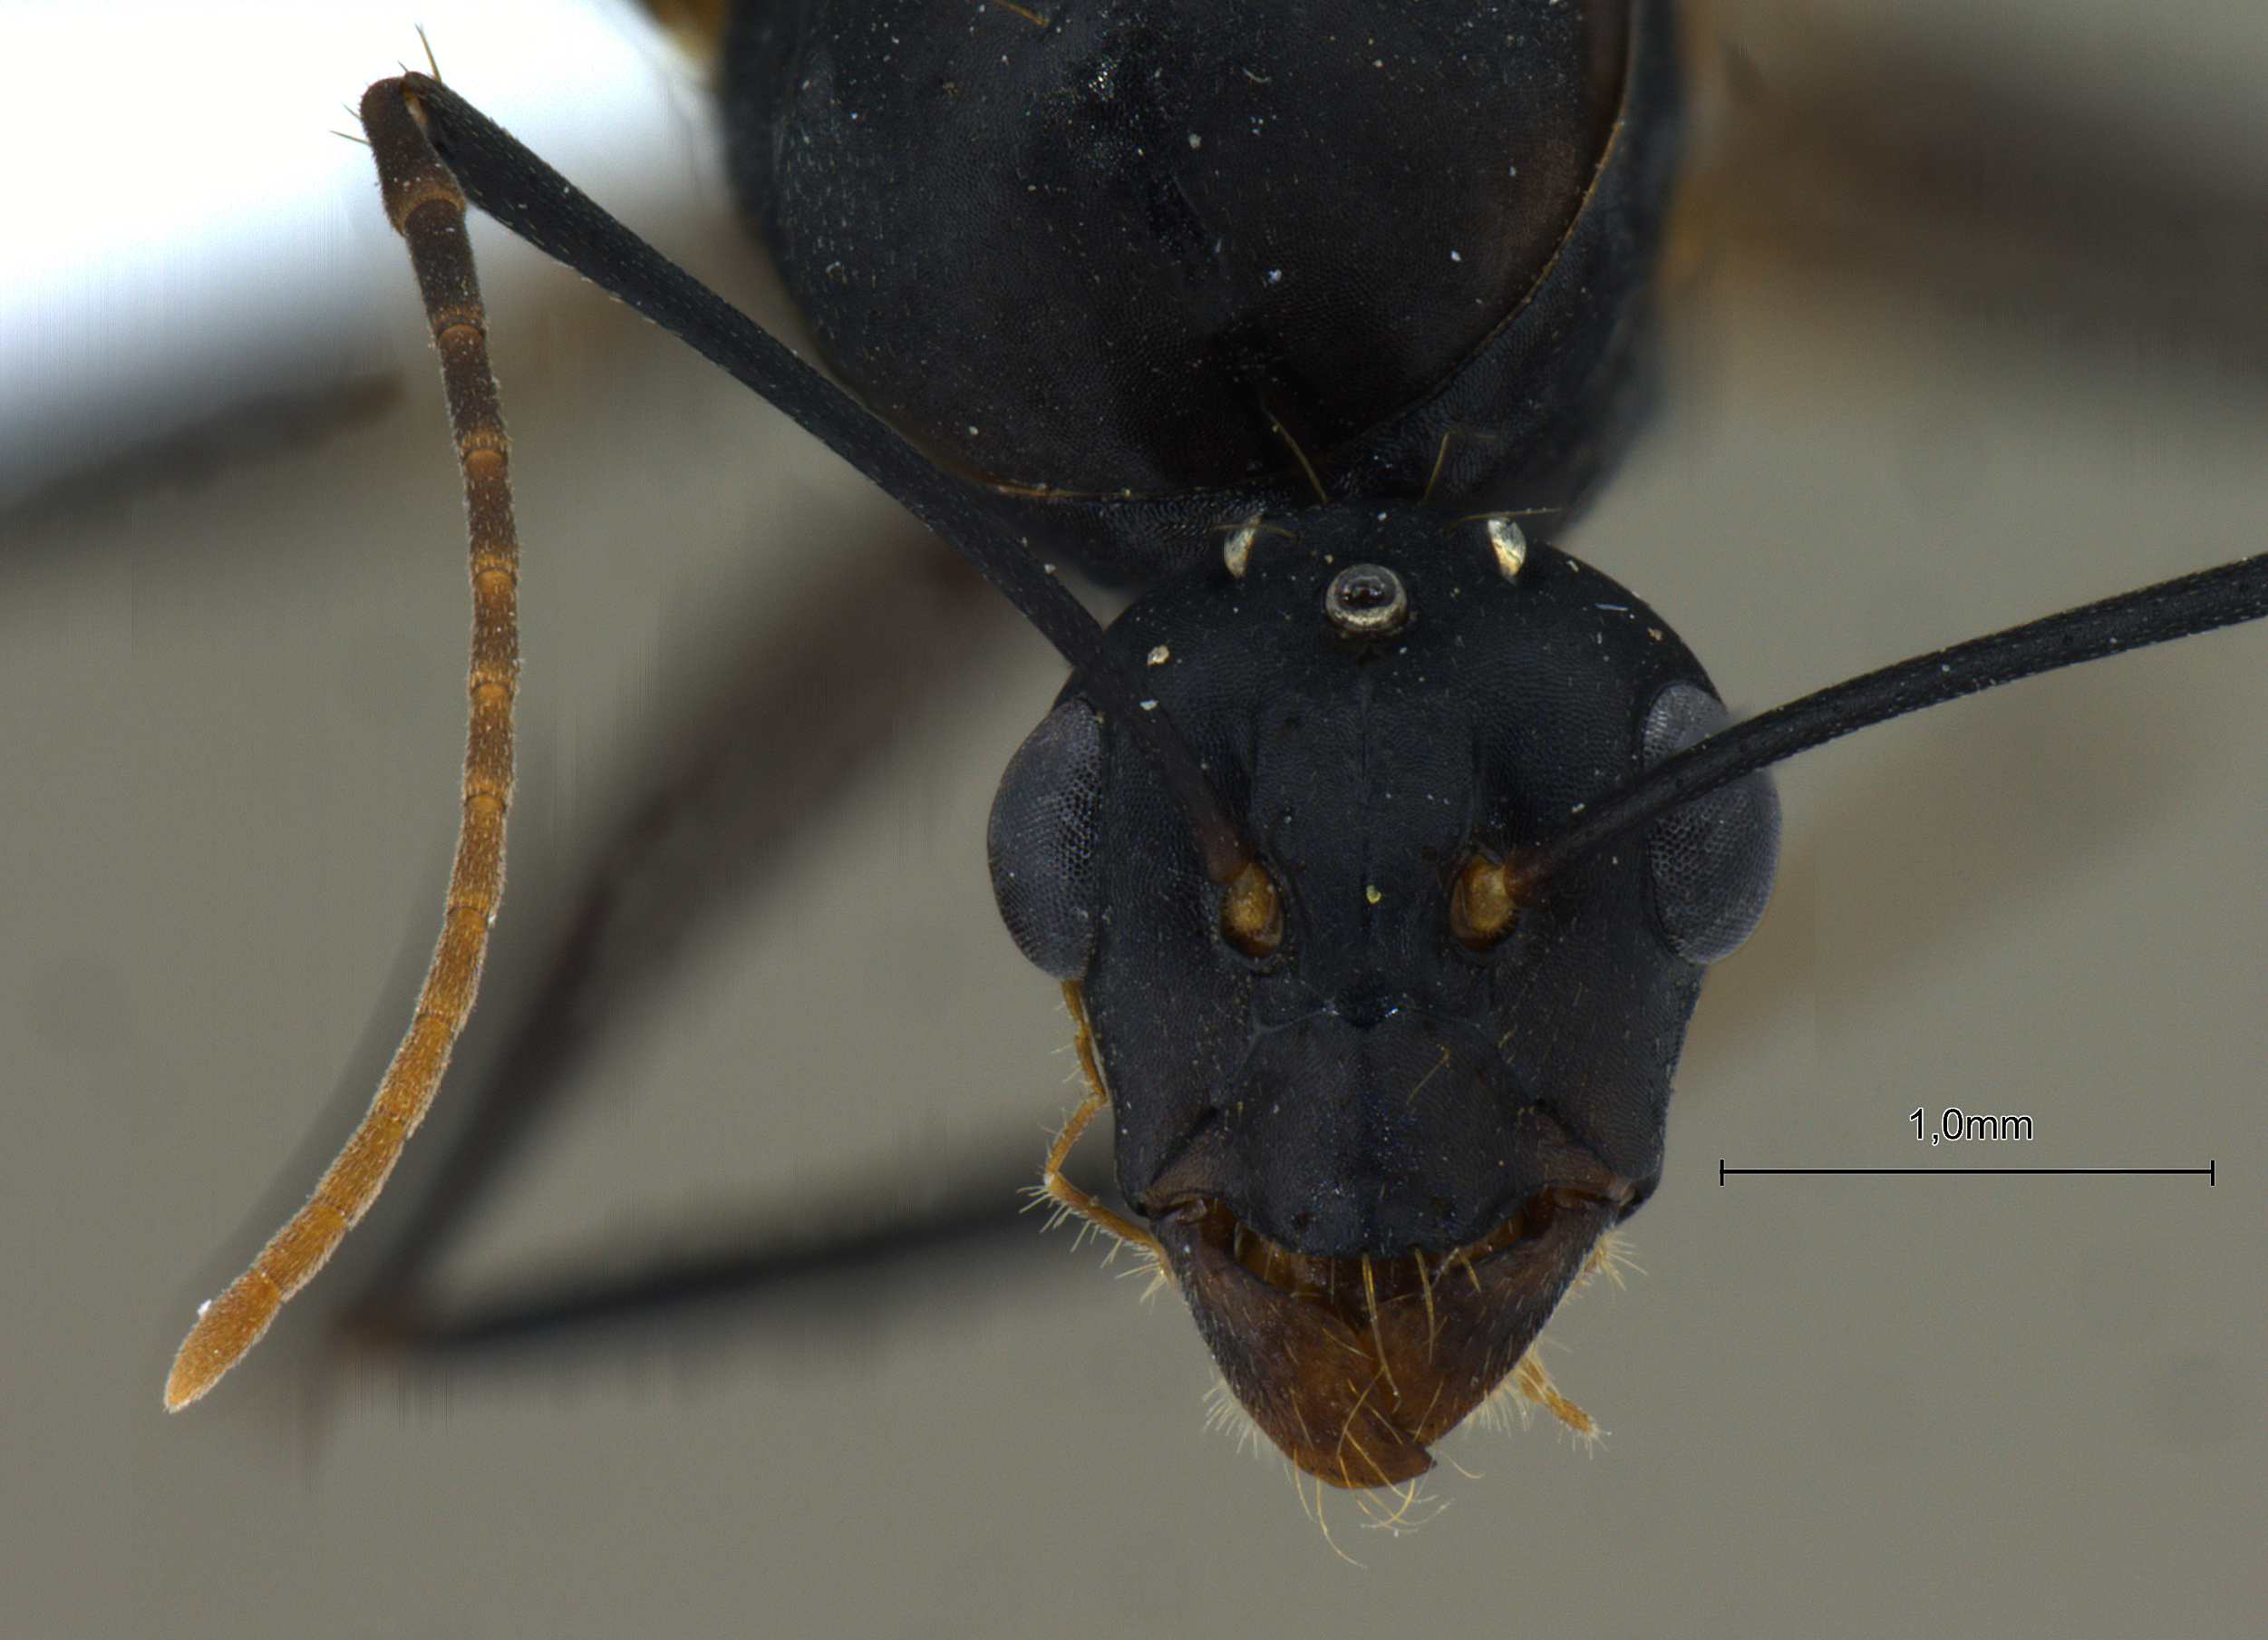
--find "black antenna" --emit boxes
[381,75,1255,885]
[1520,551,2268,887]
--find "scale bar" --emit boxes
[1720,1161,2214,1184]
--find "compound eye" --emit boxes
[988,701,1105,979]
[1219,859,1284,959]
[1640,682,1781,964]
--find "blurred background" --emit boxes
[5,0,2263,1634]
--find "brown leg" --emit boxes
[1034,983,1168,1277]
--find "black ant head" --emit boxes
[989,500,1779,1484]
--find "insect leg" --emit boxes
[1033,984,1167,1276]
[340,542,1000,1332]
[1687,9,2268,382]
[368,1162,1048,1362]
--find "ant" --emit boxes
[160,1,2263,1508]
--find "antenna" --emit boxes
[1518,551,2267,888]
[396,74,1255,886]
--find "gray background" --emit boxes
[6,0,2263,1635]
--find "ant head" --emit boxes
[989,500,1780,1483]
